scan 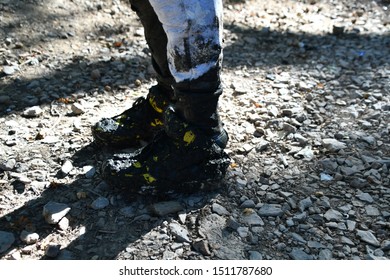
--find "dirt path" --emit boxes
[0,0,389,260]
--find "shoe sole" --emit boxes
[103,153,231,194]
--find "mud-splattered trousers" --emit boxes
[129,0,224,134]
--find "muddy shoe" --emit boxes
[92,85,170,148]
[101,107,230,193]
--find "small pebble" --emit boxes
[45,244,61,258]
[91,197,109,210]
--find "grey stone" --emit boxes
[192,239,211,256]
[20,230,39,244]
[340,166,359,176]
[296,146,315,161]
[83,165,96,178]
[0,95,11,104]
[41,136,60,144]
[214,245,244,260]
[320,173,333,181]
[356,230,380,247]
[286,218,295,227]
[236,177,247,188]
[279,191,293,198]
[237,227,249,238]
[360,135,377,146]
[133,214,151,222]
[318,159,338,171]
[381,240,390,251]
[293,133,309,146]
[198,214,245,259]
[290,248,314,260]
[268,105,279,117]
[61,160,73,175]
[240,199,256,209]
[340,236,355,246]
[258,204,284,217]
[71,103,85,115]
[346,220,357,231]
[324,209,343,222]
[91,69,101,80]
[282,108,294,117]
[58,217,70,231]
[366,246,388,260]
[151,201,183,216]
[45,244,61,258]
[290,232,306,244]
[322,138,347,152]
[57,250,74,260]
[350,178,369,189]
[298,197,312,212]
[178,212,187,224]
[365,205,380,216]
[292,212,307,222]
[248,251,263,260]
[212,203,230,216]
[242,143,254,153]
[43,202,71,224]
[162,251,176,260]
[283,122,297,134]
[0,158,16,171]
[307,241,326,249]
[119,206,136,218]
[276,243,287,251]
[91,197,109,210]
[95,181,110,192]
[356,192,374,203]
[256,139,270,152]
[366,254,388,260]
[3,65,18,75]
[242,210,264,226]
[318,249,333,260]
[22,106,43,117]
[169,222,191,243]
[171,242,183,251]
[227,217,241,230]
[0,231,15,253]
[366,170,382,182]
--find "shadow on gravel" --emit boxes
[223,23,390,71]
[0,0,131,52]
[0,0,152,116]
[0,142,224,259]
[0,53,154,116]
[2,26,390,117]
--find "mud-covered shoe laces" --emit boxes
[101,107,230,193]
[92,86,169,148]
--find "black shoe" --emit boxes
[92,85,170,148]
[101,107,230,193]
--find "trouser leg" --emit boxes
[128,0,174,95]
[148,0,224,135]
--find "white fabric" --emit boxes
[148,0,223,82]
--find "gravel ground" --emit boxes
[0,0,389,260]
